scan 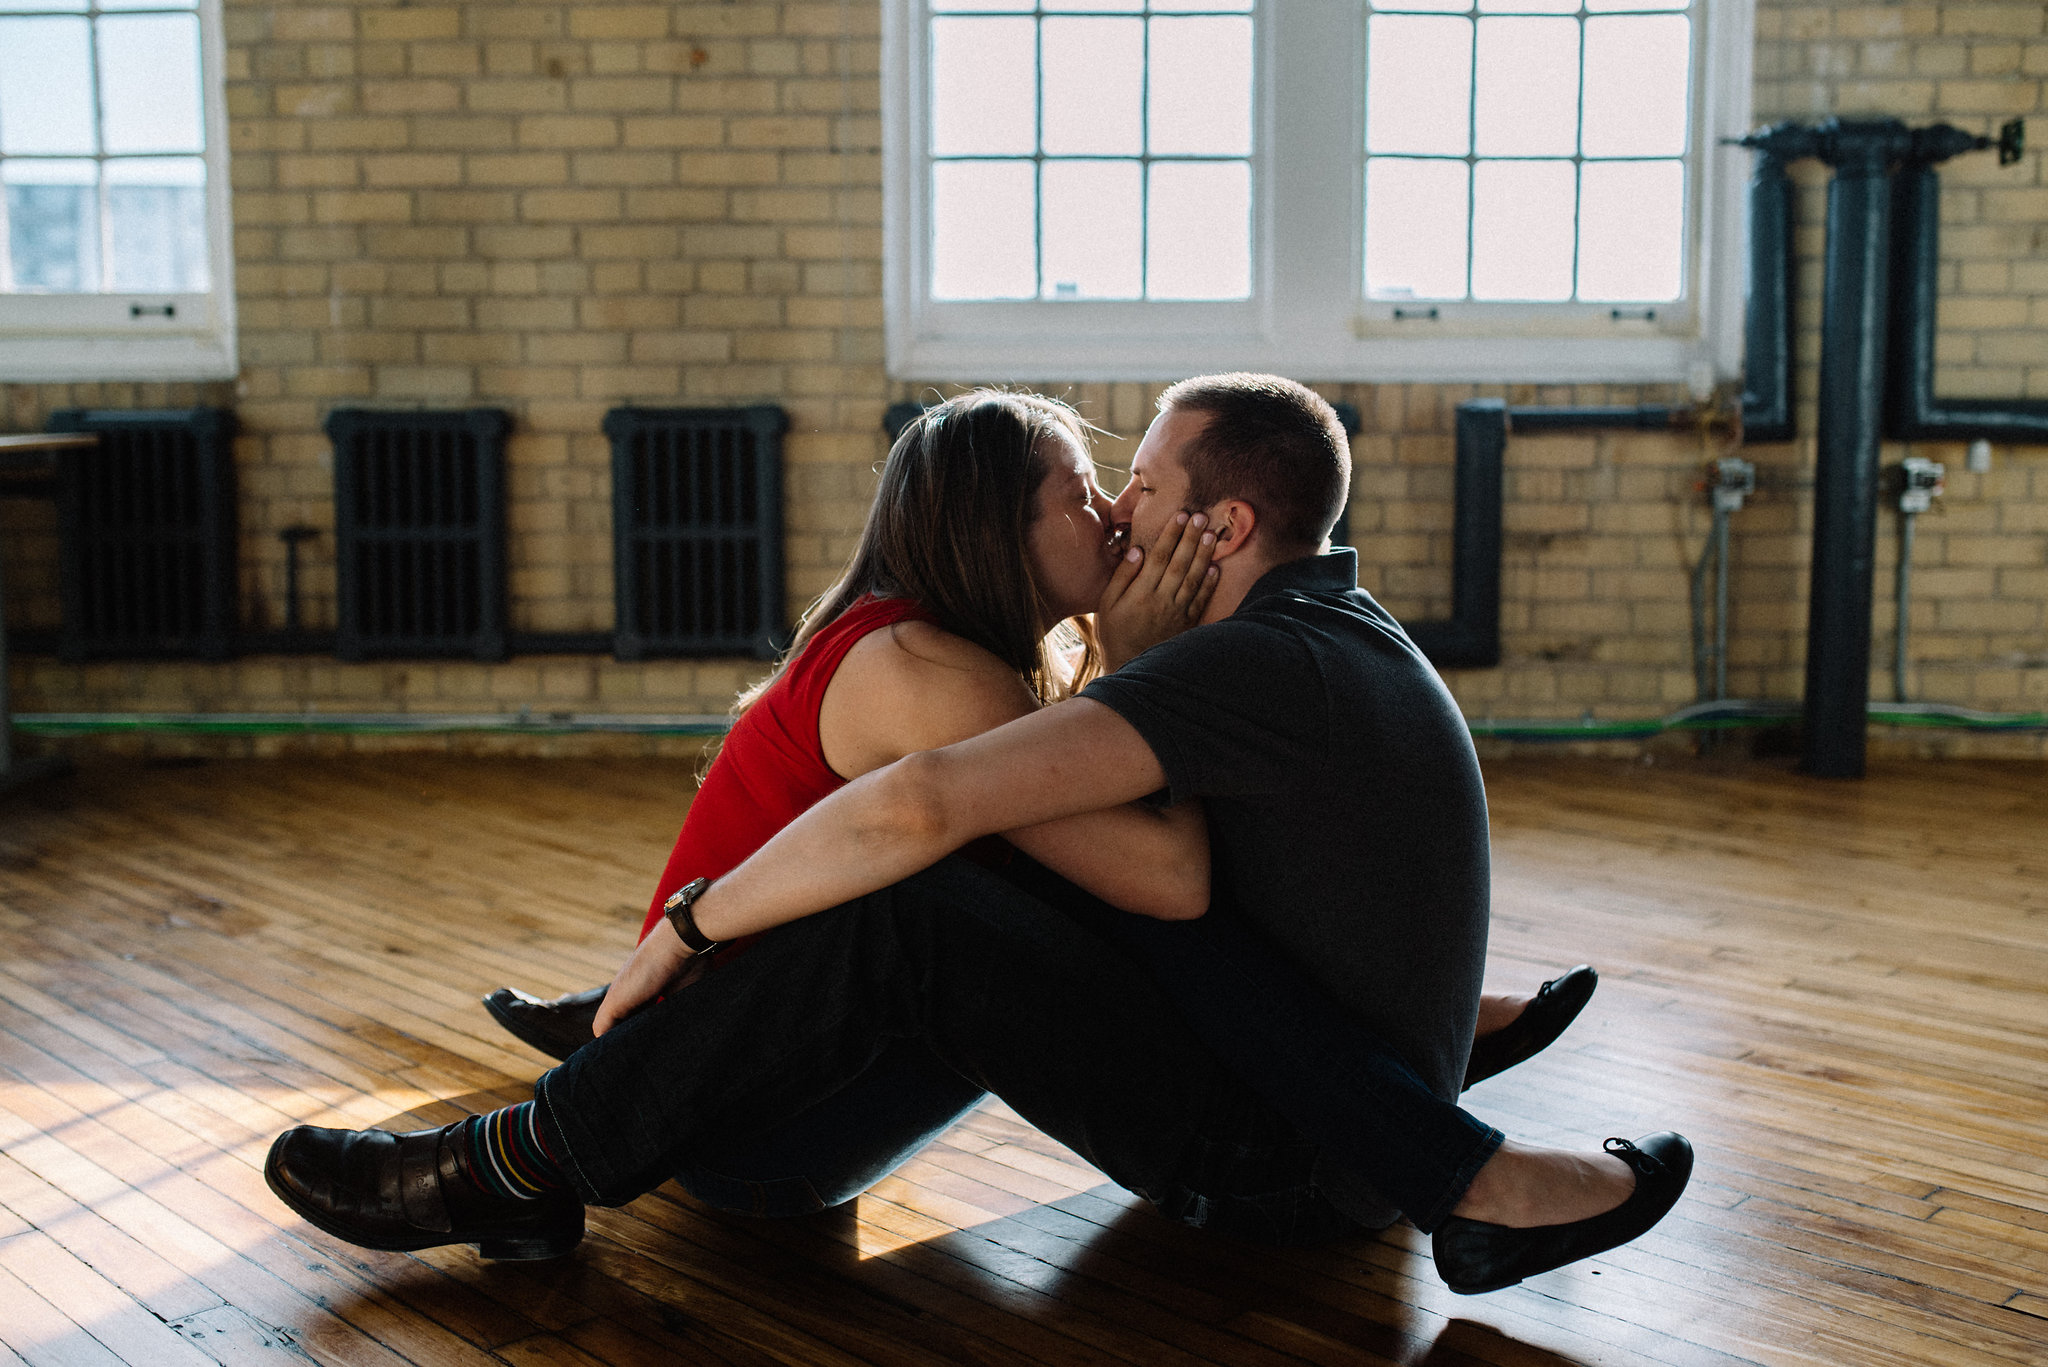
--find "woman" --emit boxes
[476,388,1592,1216]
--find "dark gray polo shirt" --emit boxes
[1081,549,1489,1100]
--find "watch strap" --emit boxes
[662,877,723,956]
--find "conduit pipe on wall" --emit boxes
[1740,145,1798,444]
[1735,117,2037,779]
[1885,128,2045,443]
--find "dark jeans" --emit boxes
[539,857,1495,1239]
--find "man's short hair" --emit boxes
[1157,373,1351,555]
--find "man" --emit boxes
[269,374,1690,1293]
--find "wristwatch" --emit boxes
[662,877,724,957]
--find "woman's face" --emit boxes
[1026,427,1121,626]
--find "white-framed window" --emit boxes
[883,0,1753,385]
[0,0,236,382]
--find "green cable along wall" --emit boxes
[14,702,2044,743]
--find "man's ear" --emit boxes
[1206,499,1258,560]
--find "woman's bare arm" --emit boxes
[818,620,1206,920]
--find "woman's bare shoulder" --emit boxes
[820,618,1038,775]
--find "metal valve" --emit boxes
[1894,456,1945,514]
[1707,455,1756,513]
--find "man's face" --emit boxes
[1110,406,1207,556]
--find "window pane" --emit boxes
[1149,15,1252,157]
[0,0,86,9]
[1151,0,1253,12]
[3,159,98,291]
[1472,17,1578,158]
[0,17,96,155]
[1471,159,1574,300]
[931,160,1036,299]
[931,1,1032,10]
[1586,0,1688,12]
[99,13,206,156]
[104,156,207,292]
[1366,15,1470,156]
[1044,0,1142,9]
[930,17,1036,157]
[1147,160,1249,300]
[1577,160,1683,301]
[1477,0,1577,12]
[1369,0,1469,13]
[1042,17,1141,157]
[101,0,199,9]
[1582,16,1690,159]
[1041,160,1141,299]
[1365,157,1468,300]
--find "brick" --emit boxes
[359,8,460,41]
[621,115,726,148]
[624,188,729,221]
[411,42,484,77]
[1940,4,2046,37]
[521,189,623,221]
[361,79,462,114]
[580,366,684,397]
[467,80,570,113]
[1933,78,2043,113]
[681,225,782,257]
[306,117,414,152]
[272,8,356,41]
[276,83,356,118]
[418,191,519,223]
[422,333,523,364]
[727,115,831,148]
[475,297,577,329]
[526,334,628,364]
[579,225,679,258]
[370,297,472,329]
[518,115,622,148]
[569,7,672,40]
[469,153,572,186]
[362,154,465,188]
[677,151,781,184]
[570,151,677,184]
[570,78,676,112]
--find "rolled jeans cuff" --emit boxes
[1409,1120,1504,1234]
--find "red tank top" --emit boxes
[636,594,936,943]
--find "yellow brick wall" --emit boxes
[2,0,2044,759]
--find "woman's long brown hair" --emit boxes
[735,389,1102,718]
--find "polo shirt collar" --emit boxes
[1239,549,1359,608]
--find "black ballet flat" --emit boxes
[1430,1131,1693,1295]
[482,985,607,1061]
[1462,964,1598,1090]
[265,1122,584,1261]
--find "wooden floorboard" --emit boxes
[0,754,2043,1367]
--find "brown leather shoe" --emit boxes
[482,985,607,1061]
[265,1122,583,1260]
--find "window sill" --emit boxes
[0,331,238,384]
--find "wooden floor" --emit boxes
[0,754,2043,1367]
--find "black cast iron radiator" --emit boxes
[605,405,787,660]
[325,407,510,661]
[47,407,238,662]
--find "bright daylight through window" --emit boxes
[0,0,234,381]
[1364,0,1693,305]
[928,0,1253,303]
[884,0,1749,383]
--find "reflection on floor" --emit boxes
[1,755,2043,1366]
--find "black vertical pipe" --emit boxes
[1740,146,1796,443]
[1802,123,1898,779]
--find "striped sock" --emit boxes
[457,1101,566,1201]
